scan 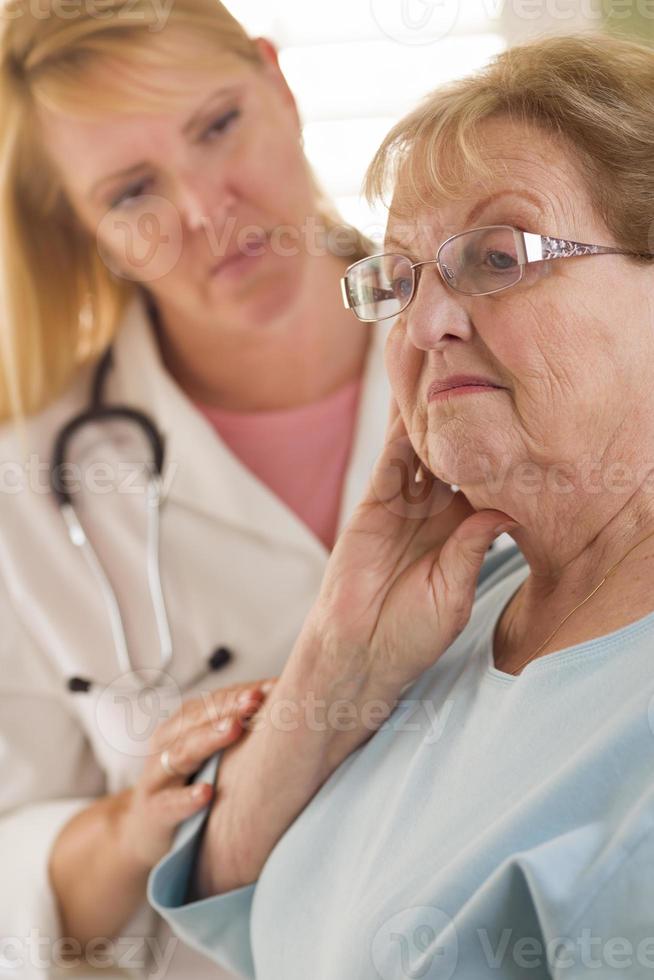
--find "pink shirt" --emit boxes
[196,379,363,550]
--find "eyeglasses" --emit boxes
[340,224,653,323]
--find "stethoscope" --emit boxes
[50,341,234,696]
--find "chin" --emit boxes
[206,274,295,331]
[237,257,304,320]
[244,283,298,326]
[425,427,502,489]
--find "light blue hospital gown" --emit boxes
[149,545,654,979]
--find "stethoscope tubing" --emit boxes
[51,344,232,695]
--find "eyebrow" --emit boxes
[465,189,544,226]
[384,189,545,253]
[88,84,239,201]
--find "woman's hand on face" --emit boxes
[190,405,517,898]
[116,678,277,870]
[304,400,516,698]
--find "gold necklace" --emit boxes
[500,528,654,676]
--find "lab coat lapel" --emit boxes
[108,291,390,555]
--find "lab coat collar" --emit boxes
[108,289,390,556]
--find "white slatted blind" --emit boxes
[224,0,505,242]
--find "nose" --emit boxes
[175,177,211,232]
[405,264,473,351]
[174,169,238,238]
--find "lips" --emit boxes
[209,232,269,277]
[428,375,504,399]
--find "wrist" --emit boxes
[194,781,258,896]
[191,819,219,899]
[288,621,400,777]
[112,789,157,876]
[189,627,404,901]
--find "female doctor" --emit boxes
[0,1,389,976]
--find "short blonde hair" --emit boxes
[366,32,654,262]
[0,0,367,421]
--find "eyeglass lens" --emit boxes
[345,226,525,320]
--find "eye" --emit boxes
[109,178,153,210]
[384,255,414,300]
[485,249,517,271]
[202,107,241,141]
[393,275,413,299]
[106,108,241,210]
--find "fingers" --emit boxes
[406,490,474,561]
[148,715,245,789]
[197,682,273,727]
[126,678,278,866]
[383,396,409,449]
[436,511,518,630]
[151,781,217,832]
[151,678,277,752]
[198,677,277,716]
[147,678,278,791]
[384,397,401,438]
[121,778,220,868]
[367,397,442,520]
[441,510,517,577]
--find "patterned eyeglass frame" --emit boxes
[340,224,654,322]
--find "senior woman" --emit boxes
[150,31,654,978]
[0,1,387,978]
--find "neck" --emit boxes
[145,251,371,412]
[471,460,654,672]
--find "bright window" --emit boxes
[224,0,505,241]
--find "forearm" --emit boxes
[193,437,505,897]
[195,632,398,897]
[49,790,149,946]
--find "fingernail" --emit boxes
[237,690,257,708]
[191,783,212,800]
[261,680,275,695]
[216,717,232,731]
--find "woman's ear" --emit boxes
[252,36,280,68]
[252,36,301,127]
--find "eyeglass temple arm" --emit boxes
[340,278,352,309]
[341,277,399,310]
[523,232,652,263]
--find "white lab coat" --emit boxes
[0,290,391,979]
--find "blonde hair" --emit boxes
[366,32,654,262]
[0,0,367,421]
